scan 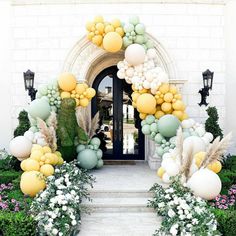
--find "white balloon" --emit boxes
[162,152,172,160]
[9,136,32,161]
[143,80,150,89]
[117,70,125,79]
[195,127,205,137]
[189,162,198,176]
[165,162,180,177]
[182,120,192,129]
[125,44,146,66]
[24,130,34,142]
[126,67,134,77]
[147,48,156,59]
[158,71,169,82]
[188,119,195,127]
[117,61,124,69]
[161,157,175,169]
[162,173,172,183]
[204,132,214,142]
[187,169,222,200]
[183,136,206,156]
[145,71,154,82]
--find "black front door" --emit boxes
[92,66,145,160]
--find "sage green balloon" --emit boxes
[134,35,144,44]
[141,120,146,126]
[124,23,134,33]
[96,159,104,169]
[150,123,158,133]
[123,37,133,48]
[146,39,154,49]
[135,23,145,35]
[145,115,155,125]
[129,16,140,25]
[157,115,180,138]
[154,133,164,144]
[150,132,156,138]
[96,149,103,159]
[156,147,164,156]
[142,124,151,135]
[93,144,99,150]
[76,144,86,153]
[77,149,98,170]
[90,137,101,146]
[28,98,51,120]
[38,85,48,96]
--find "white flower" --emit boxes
[55,179,61,186]
[70,214,76,220]
[158,202,165,208]
[52,228,58,235]
[165,194,170,199]
[170,224,178,236]
[192,218,199,225]
[71,190,76,195]
[72,220,77,226]
[187,213,192,219]
[62,206,67,211]
[168,209,176,218]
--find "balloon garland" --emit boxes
[8,15,230,201]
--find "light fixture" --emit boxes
[23,70,37,101]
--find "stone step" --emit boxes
[79,212,161,236]
[82,197,153,213]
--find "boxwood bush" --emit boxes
[0,171,21,184]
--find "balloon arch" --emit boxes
[9,15,229,200]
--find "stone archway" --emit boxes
[62,34,184,169]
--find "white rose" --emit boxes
[62,206,67,211]
[168,209,176,218]
[52,228,58,235]
[72,220,77,226]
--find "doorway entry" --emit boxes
[91,66,145,160]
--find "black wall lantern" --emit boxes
[23,70,37,101]
[198,69,214,106]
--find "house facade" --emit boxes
[1,0,236,160]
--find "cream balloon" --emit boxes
[183,136,206,156]
[165,162,180,177]
[162,173,172,183]
[187,169,222,200]
[125,44,146,66]
[9,136,32,161]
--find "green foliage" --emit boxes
[0,211,36,236]
[0,170,21,184]
[222,155,236,171]
[212,209,236,236]
[57,98,78,162]
[205,106,223,140]
[0,151,20,171]
[218,169,236,194]
[13,110,30,137]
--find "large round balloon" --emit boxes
[58,73,77,92]
[187,169,222,200]
[183,136,206,156]
[28,98,51,120]
[20,171,46,197]
[9,136,32,161]
[136,93,156,115]
[125,44,146,66]
[157,115,180,138]
[103,32,123,53]
[77,149,98,170]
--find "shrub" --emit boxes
[212,209,236,236]
[0,211,36,236]
[13,110,30,137]
[222,155,236,171]
[218,170,236,194]
[0,171,21,185]
[0,150,21,172]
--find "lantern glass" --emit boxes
[23,70,35,90]
[202,69,213,90]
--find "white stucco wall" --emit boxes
[0,0,230,150]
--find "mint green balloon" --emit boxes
[158,115,181,138]
[36,92,42,99]
[150,132,156,138]
[142,44,148,51]
[143,35,148,43]
[93,145,99,150]
[130,31,136,36]
[77,149,98,170]
[150,123,158,133]
[96,159,104,169]
[164,146,170,153]
[142,124,151,135]
[123,37,133,48]
[129,16,140,25]
[135,23,145,35]
[124,23,134,33]
[76,144,86,153]
[156,147,164,156]
[134,35,144,44]
[90,137,101,146]
[96,149,103,159]
[145,115,155,125]
[141,120,146,126]
[28,98,51,120]
[146,39,154,49]
[154,133,164,144]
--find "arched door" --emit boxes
[92,66,145,160]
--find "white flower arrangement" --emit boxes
[30,161,95,236]
[148,177,220,236]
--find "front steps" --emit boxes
[78,164,162,236]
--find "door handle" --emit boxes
[119,120,122,142]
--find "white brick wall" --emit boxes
[11,2,226,129]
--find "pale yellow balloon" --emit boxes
[172,100,185,111]
[20,159,28,171]
[182,113,188,120]
[194,152,206,167]
[139,113,147,120]
[94,15,104,23]
[159,83,169,94]
[111,18,121,28]
[95,22,105,34]
[86,21,95,31]
[40,164,55,177]
[105,25,115,33]
[92,35,103,46]
[156,98,164,105]
[20,171,46,197]
[169,85,178,95]
[80,98,89,107]
[86,88,96,99]
[24,159,40,171]
[76,84,86,95]
[103,32,123,53]
[87,32,95,40]
[132,102,137,108]
[157,167,165,178]
[155,110,165,119]
[30,150,44,162]
[161,102,172,112]
[164,93,174,103]
[115,27,124,37]
[57,156,64,165]
[136,93,156,114]
[174,94,182,100]
[58,73,77,92]
[172,110,184,121]
[43,146,52,154]
[31,144,43,152]
[207,161,222,173]
[131,92,140,102]
[61,91,71,99]
[75,98,80,106]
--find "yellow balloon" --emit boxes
[103,32,123,53]
[174,94,182,100]
[155,110,165,119]
[75,98,80,106]
[115,27,124,37]
[136,93,156,114]
[95,22,105,34]
[172,100,185,111]
[182,113,188,120]
[172,110,184,121]
[24,159,40,171]
[92,35,103,46]
[61,91,71,99]
[20,159,28,171]
[157,167,165,178]
[131,92,140,102]
[194,152,206,167]
[139,88,148,94]
[20,171,46,197]
[86,88,96,99]
[105,25,115,33]
[159,83,169,94]
[139,113,147,120]
[43,146,52,154]
[111,18,121,28]
[57,156,64,165]
[87,32,95,40]
[164,93,174,103]
[94,15,104,23]
[76,84,86,95]
[161,102,172,112]
[31,144,43,152]
[55,151,62,157]
[40,164,55,177]
[80,98,89,107]
[156,98,164,105]
[207,161,222,173]
[169,85,178,95]
[86,21,95,31]
[58,73,77,92]
[30,150,44,162]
